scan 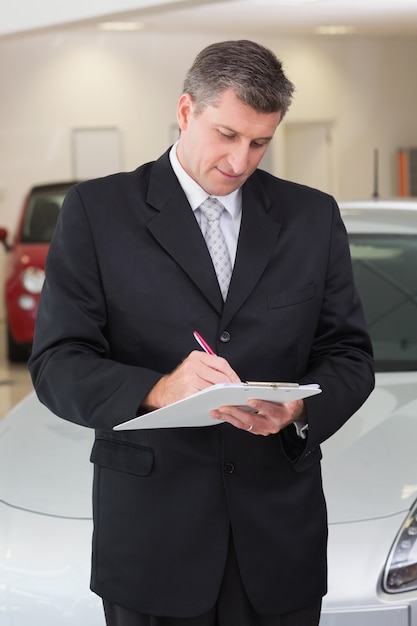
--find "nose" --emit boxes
[227,143,250,174]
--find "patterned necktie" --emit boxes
[199,197,232,300]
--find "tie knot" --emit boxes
[199,197,225,222]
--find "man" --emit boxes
[28,39,374,626]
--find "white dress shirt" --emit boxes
[169,142,241,265]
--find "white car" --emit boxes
[0,394,103,626]
[321,198,417,626]
[1,198,417,625]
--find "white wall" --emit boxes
[0,28,417,317]
[275,36,417,197]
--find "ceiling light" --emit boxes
[315,25,355,35]
[98,22,145,31]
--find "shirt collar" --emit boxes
[169,142,241,219]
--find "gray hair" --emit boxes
[182,40,295,118]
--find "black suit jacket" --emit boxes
[29,149,374,617]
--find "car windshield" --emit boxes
[349,234,417,372]
[21,186,70,244]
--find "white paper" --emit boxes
[113,382,321,431]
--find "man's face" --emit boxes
[176,89,281,196]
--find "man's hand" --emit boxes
[210,398,307,436]
[142,350,241,411]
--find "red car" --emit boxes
[0,182,76,362]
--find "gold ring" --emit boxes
[247,424,253,432]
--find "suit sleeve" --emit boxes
[28,186,162,430]
[292,200,374,467]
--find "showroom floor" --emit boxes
[0,323,33,420]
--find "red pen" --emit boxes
[193,331,215,355]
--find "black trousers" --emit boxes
[103,539,322,626]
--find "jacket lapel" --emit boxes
[223,176,281,325]
[145,153,281,319]
[146,152,224,312]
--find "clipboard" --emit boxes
[113,382,321,431]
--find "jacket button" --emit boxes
[224,462,235,474]
[220,331,231,343]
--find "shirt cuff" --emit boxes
[293,421,309,439]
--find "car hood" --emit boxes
[0,392,94,518]
[322,371,417,523]
[1,373,416,521]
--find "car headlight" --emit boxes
[383,499,417,593]
[21,267,45,294]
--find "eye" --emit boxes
[218,130,235,140]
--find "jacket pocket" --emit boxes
[90,438,154,477]
[279,427,322,472]
[267,283,316,309]
[294,446,322,472]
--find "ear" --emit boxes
[177,93,194,131]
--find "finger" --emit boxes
[213,403,285,437]
[247,399,284,415]
[211,406,258,433]
[190,351,241,384]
